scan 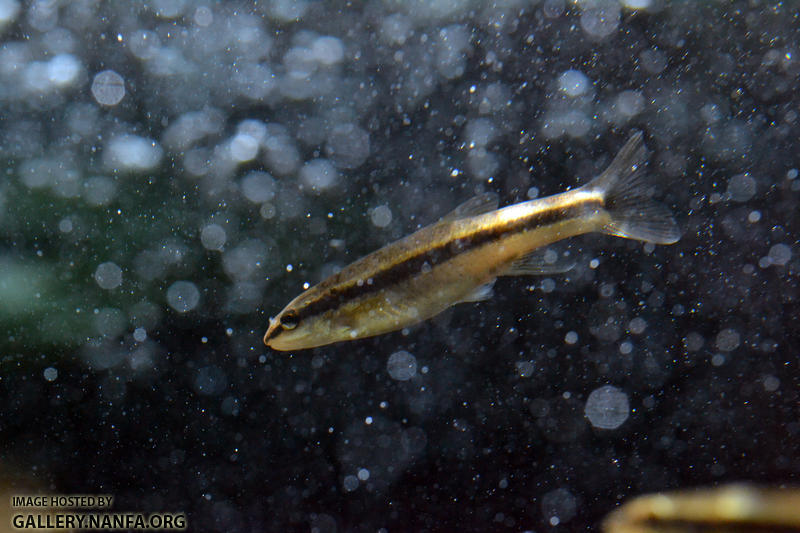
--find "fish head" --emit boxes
[263,295,355,351]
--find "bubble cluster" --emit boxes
[767,244,791,266]
[24,54,82,92]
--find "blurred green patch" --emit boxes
[0,257,95,350]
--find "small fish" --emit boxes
[603,484,800,533]
[265,132,679,351]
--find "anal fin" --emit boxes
[501,249,575,276]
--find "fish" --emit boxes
[602,484,800,533]
[264,131,679,351]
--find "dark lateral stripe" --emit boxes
[295,198,601,321]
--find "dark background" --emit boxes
[1,1,798,531]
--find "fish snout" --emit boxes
[263,317,279,346]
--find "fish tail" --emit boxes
[588,131,680,245]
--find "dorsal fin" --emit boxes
[439,192,499,222]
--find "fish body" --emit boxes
[603,484,800,533]
[265,132,679,351]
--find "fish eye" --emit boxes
[280,311,299,330]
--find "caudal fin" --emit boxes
[588,131,681,245]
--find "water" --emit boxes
[0,2,797,531]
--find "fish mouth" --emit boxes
[264,327,337,351]
[263,318,280,346]
[263,321,311,351]
[265,333,304,351]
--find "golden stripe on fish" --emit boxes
[264,131,679,351]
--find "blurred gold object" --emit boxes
[604,484,800,533]
[0,464,74,533]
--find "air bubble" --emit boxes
[94,262,123,290]
[166,280,200,313]
[91,70,125,106]
[200,224,226,251]
[370,205,393,228]
[387,351,417,381]
[585,385,629,430]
